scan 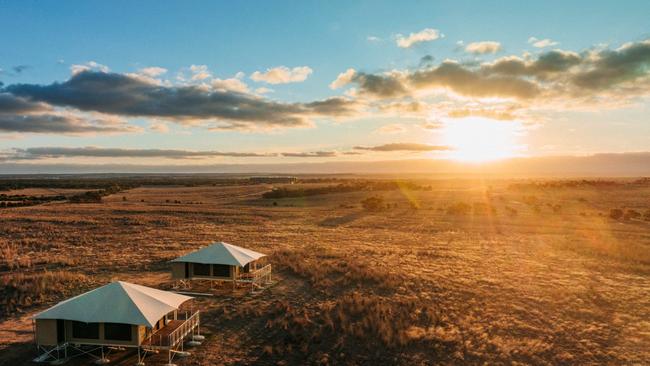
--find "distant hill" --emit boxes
[1,152,650,177]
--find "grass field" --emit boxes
[0,178,649,365]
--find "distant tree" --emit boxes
[609,208,624,220]
[122,196,127,201]
[624,209,641,221]
[446,202,471,215]
[505,206,518,217]
[361,196,386,211]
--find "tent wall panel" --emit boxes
[171,262,186,279]
[35,319,58,346]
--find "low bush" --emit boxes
[361,196,386,211]
[609,208,624,220]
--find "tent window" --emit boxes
[193,263,210,276]
[212,264,230,277]
[72,321,99,339]
[104,323,132,341]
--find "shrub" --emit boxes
[505,206,518,217]
[446,202,471,215]
[624,209,641,220]
[609,208,624,220]
[361,196,385,211]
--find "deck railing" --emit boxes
[253,264,272,282]
[145,311,200,349]
[168,310,200,348]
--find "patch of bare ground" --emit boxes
[0,180,649,365]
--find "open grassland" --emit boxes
[0,178,649,365]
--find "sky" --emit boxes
[1,0,650,172]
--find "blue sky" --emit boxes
[1,0,650,168]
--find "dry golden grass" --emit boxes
[0,179,648,365]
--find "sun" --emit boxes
[438,117,524,162]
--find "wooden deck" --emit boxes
[141,320,185,348]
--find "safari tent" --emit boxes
[33,281,202,365]
[170,242,272,291]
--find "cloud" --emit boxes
[189,64,212,80]
[420,121,444,130]
[210,76,249,93]
[9,65,30,75]
[281,151,337,157]
[410,61,540,99]
[0,113,139,134]
[4,70,359,131]
[7,146,274,160]
[465,41,502,54]
[139,67,168,77]
[571,40,650,90]
[0,93,137,134]
[254,87,273,94]
[148,121,169,133]
[446,106,518,121]
[70,61,109,75]
[304,97,360,116]
[0,93,49,113]
[354,143,451,152]
[329,68,357,89]
[528,37,558,48]
[349,71,409,98]
[251,66,313,84]
[396,28,443,48]
[338,39,650,105]
[367,36,382,42]
[375,123,407,134]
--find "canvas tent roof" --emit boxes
[171,241,266,267]
[33,281,192,328]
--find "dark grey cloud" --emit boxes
[0,114,137,134]
[0,93,48,113]
[572,40,650,90]
[482,50,581,77]
[340,40,650,102]
[410,61,540,99]
[8,146,275,160]
[354,143,452,152]
[351,72,409,98]
[304,97,359,116]
[0,93,136,134]
[281,151,337,157]
[4,71,359,130]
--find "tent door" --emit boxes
[56,319,65,343]
[184,262,189,278]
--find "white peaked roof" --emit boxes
[33,281,192,328]
[171,241,266,266]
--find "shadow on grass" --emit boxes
[318,211,367,227]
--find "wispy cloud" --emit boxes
[528,37,558,48]
[374,123,407,134]
[7,146,275,160]
[70,61,109,75]
[251,66,313,84]
[396,28,443,48]
[354,143,451,152]
[465,41,502,54]
[281,151,337,157]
